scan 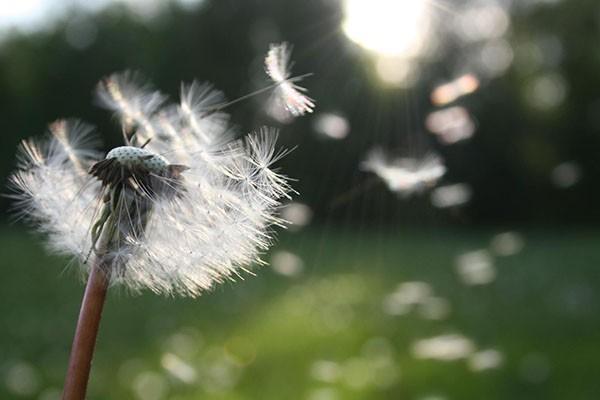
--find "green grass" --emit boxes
[1,226,599,399]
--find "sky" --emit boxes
[0,0,204,35]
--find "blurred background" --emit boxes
[1,0,600,399]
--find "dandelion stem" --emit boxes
[62,262,109,400]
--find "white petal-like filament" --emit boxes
[10,73,293,297]
[362,148,446,197]
[265,42,315,118]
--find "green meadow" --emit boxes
[1,227,599,400]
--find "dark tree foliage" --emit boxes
[0,0,599,226]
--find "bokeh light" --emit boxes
[342,0,432,86]
[342,0,431,57]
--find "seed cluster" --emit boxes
[106,146,169,174]
[11,71,294,296]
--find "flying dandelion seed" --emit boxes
[361,148,446,197]
[411,334,476,361]
[431,183,472,208]
[455,250,496,285]
[164,329,203,358]
[426,106,476,145]
[383,281,450,320]
[9,70,300,399]
[550,161,581,188]
[265,42,315,120]
[280,202,313,231]
[161,353,198,384]
[389,281,433,307]
[455,3,510,43]
[309,360,342,383]
[132,371,169,400]
[416,296,451,320]
[468,349,504,372]
[270,250,304,277]
[490,231,525,256]
[313,112,350,140]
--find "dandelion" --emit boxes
[361,148,446,197]
[265,42,315,119]
[9,71,298,399]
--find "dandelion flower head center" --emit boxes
[106,146,169,174]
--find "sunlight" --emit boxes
[342,0,431,57]
[0,0,44,29]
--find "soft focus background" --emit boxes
[1,0,600,399]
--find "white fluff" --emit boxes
[10,73,293,297]
[361,148,446,197]
[265,42,315,119]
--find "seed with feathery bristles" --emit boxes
[265,42,315,119]
[9,71,296,297]
[361,148,446,197]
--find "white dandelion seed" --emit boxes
[411,334,476,361]
[10,64,311,398]
[9,71,293,298]
[361,148,446,197]
[265,42,315,119]
[431,183,472,208]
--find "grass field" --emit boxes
[1,226,599,400]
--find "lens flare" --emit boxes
[343,0,433,86]
[343,0,431,57]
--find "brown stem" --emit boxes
[62,263,109,400]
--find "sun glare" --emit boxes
[342,0,433,86]
[343,0,431,57]
[0,0,43,28]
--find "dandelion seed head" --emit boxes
[105,146,170,174]
[10,71,295,297]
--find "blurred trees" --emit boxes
[1,0,599,226]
